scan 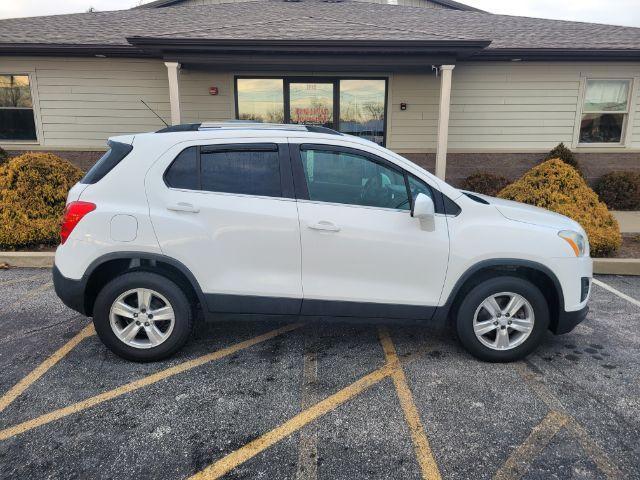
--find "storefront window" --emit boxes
[339,79,386,145]
[0,74,37,141]
[236,77,387,145]
[236,78,284,123]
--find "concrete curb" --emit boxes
[593,258,640,276]
[0,252,54,268]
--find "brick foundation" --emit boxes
[6,149,640,187]
[403,152,640,187]
[7,150,104,171]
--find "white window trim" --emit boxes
[573,76,637,149]
[0,71,42,145]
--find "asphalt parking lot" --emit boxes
[0,269,639,480]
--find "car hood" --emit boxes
[468,192,584,233]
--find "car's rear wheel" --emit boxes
[455,276,549,362]
[93,271,194,362]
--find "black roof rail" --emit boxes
[156,123,201,133]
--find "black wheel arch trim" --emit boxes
[434,258,567,330]
[57,251,208,316]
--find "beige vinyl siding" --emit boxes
[178,70,234,123]
[0,57,171,149]
[388,62,640,153]
[176,0,448,7]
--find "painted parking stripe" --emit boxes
[513,363,622,479]
[493,410,568,480]
[295,330,319,480]
[0,323,302,441]
[0,323,96,414]
[378,328,442,480]
[593,278,640,308]
[190,363,397,480]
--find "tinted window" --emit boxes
[81,141,133,184]
[407,175,434,204]
[201,149,281,197]
[301,148,409,209]
[165,147,198,190]
[0,74,36,141]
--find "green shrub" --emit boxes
[594,171,640,211]
[498,159,621,257]
[544,143,580,172]
[0,152,83,249]
[461,172,510,197]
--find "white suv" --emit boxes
[53,123,592,363]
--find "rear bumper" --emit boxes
[553,305,589,335]
[52,265,88,316]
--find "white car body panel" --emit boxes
[54,126,593,319]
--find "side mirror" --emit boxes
[411,193,435,219]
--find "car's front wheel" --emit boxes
[455,276,549,362]
[93,271,194,362]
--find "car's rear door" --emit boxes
[290,140,450,318]
[146,139,302,315]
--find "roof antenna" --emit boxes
[140,99,169,127]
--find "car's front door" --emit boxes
[146,140,302,314]
[291,142,450,318]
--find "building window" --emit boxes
[0,74,37,141]
[236,78,284,123]
[579,79,632,145]
[235,77,387,145]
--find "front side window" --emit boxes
[0,74,37,141]
[301,148,409,210]
[579,79,632,144]
[165,145,282,198]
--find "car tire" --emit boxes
[93,271,194,362]
[455,276,549,362]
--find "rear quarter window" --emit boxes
[81,141,133,184]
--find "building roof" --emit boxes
[1,0,640,60]
[137,0,485,12]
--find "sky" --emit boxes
[0,0,639,27]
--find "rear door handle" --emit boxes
[167,202,200,213]
[307,221,341,232]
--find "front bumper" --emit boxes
[52,265,88,316]
[553,305,589,335]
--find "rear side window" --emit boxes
[164,147,198,190]
[201,149,280,197]
[164,144,282,198]
[81,141,133,184]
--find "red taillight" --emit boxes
[60,201,96,244]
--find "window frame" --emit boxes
[163,142,295,199]
[0,71,42,144]
[573,76,637,148]
[290,143,446,214]
[234,75,389,146]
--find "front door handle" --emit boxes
[307,221,341,232]
[167,202,200,213]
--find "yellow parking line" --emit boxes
[493,410,568,480]
[0,323,302,441]
[378,328,442,480]
[296,330,319,480]
[0,323,96,414]
[514,363,623,479]
[3,281,54,312]
[565,417,623,480]
[190,362,396,480]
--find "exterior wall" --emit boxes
[175,0,448,7]
[0,56,170,150]
[178,69,235,123]
[388,62,640,154]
